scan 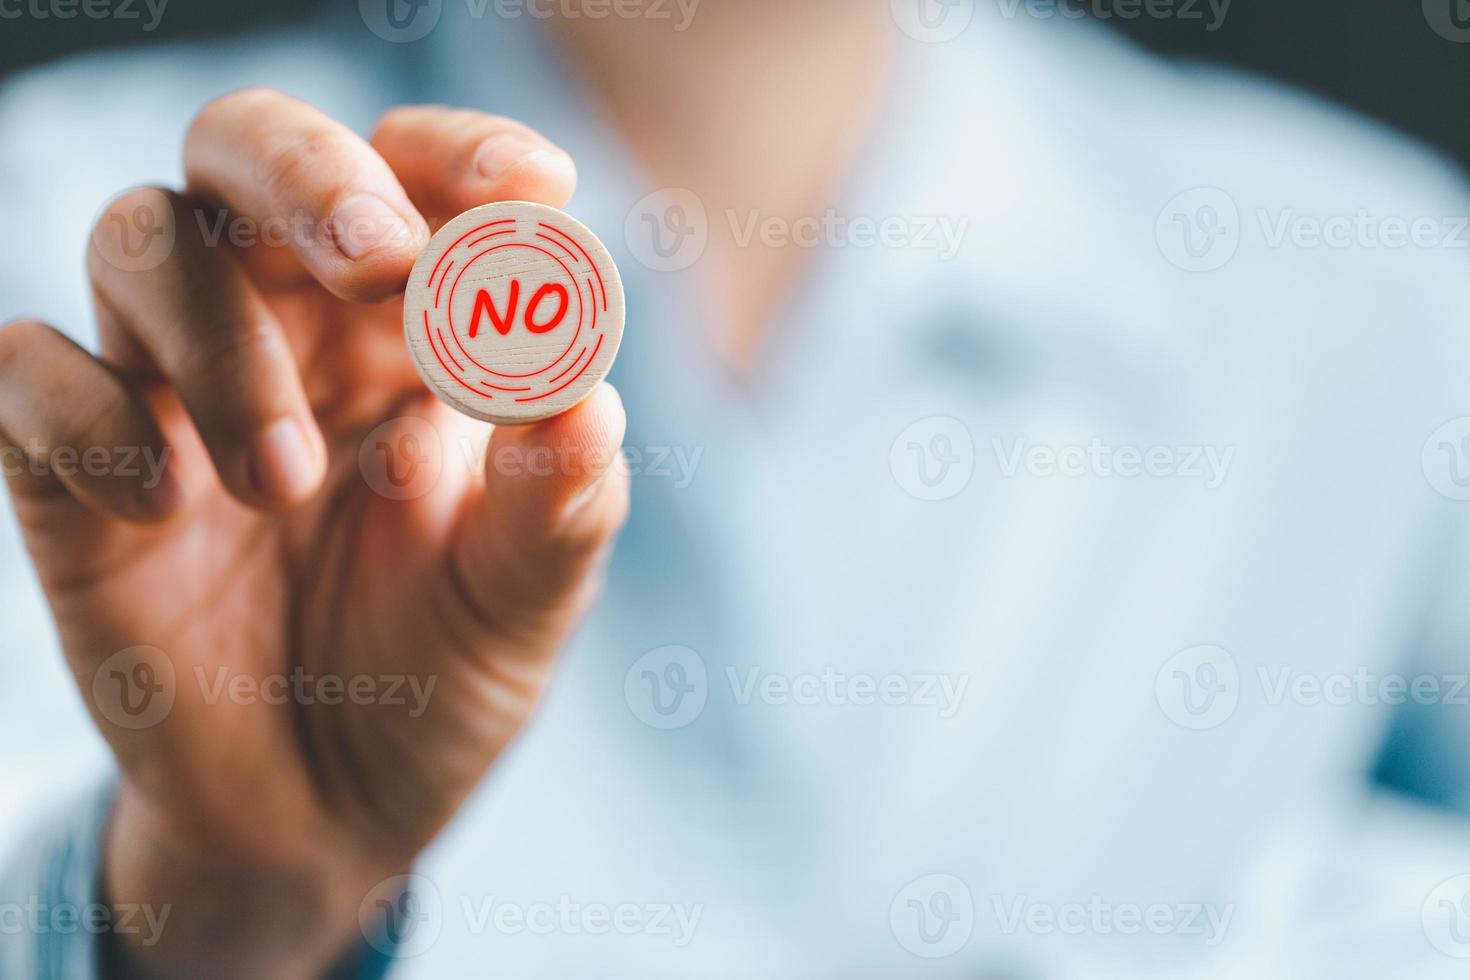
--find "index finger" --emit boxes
[184,87,430,302]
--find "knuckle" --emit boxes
[173,315,279,385]
[253,129,353,208]
[0,319,55,372]
[54,388,128,455]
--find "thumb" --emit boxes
[449,382,629,648]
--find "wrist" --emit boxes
[102,784,402,980]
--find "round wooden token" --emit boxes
[403,201,625,425]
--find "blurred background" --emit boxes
[6,0,1470,173]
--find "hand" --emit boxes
[0,90,627,979]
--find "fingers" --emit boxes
[0,319,179,523]
[450,383,629,647]
[371,105,578,221]
[184,88,429,303]
[89,187,326,508]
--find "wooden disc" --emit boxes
[403,201,625,425]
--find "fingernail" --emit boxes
[474,135,563,181]
[249,418,319,503]
[329,194,412,260]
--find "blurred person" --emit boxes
[2,1,1470,978]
